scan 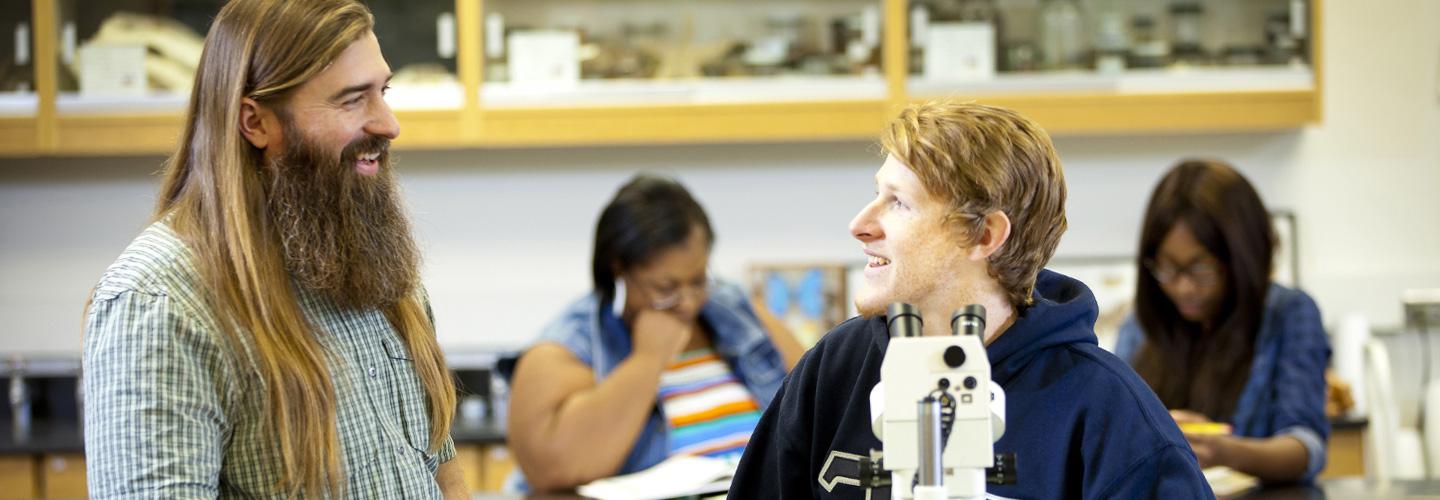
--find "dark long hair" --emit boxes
[1132,159,1275,421]
[592,174,715,308]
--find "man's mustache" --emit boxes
[340,135,390,165]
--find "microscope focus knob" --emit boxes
[943,345,966,368]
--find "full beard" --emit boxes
[264,127,420,310]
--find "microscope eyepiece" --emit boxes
[951,304,987,337]
[887,303,924,338]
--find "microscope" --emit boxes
[861,303,1016,500]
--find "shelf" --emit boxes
[54,112,183,155]
[481,75,887,108]
[910,65,1314,96]
[384,82,466,111]
[478,99,887,147]
[56,92,188,115]
[0,93,38,155]
[909,65,1319,134]
[965,89,1317,135]
[0,92,37,117]
[44,109,474,156]
[0,117,39,155]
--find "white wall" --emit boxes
[1,0,1437,355]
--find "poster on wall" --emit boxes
[749,263,849,348]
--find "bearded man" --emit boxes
[82,1,464,497]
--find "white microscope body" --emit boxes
[869,303,1012,500]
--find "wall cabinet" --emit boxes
[2,0,1320,157]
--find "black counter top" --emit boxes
[451,417,507,445]
[1,420,85,455]
[1332,414,1368,430]
[4,413,1355,455]
[466,479,1440,500]
[1,417,505,455]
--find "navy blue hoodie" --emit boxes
[728,270,1212,499]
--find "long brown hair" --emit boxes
[154,0,453,495]
[1132,159,1274,421]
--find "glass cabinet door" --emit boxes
[0,0,36,117]
[368,0,464,110]
[53,0,225,113]
[909,0,1313,96]
[50,0,463,113]
[480,0,888,107]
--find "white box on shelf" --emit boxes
[506,30,579,88]
[78,43,147,97]
[924,22,995,82]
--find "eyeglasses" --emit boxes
[630,273,715,311]
[1144,258,1223,287]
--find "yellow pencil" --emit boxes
[1179,422,1232,435]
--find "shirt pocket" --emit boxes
[381,337,438,462]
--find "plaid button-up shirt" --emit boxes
[83,221,455,499]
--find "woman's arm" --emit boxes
[506,344,667,491]
[506,310,692,492]
[1186,432,1309,481]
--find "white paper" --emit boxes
[1202,466,1258,496]
[436,12,456,59]
[576,454,735,500]
[924,22,996,82]
[78,43,147,96]
[485,13,505,59]
[14,23,29,66]
[507,30,579,87]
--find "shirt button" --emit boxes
[368,367,378,378]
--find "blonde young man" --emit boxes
[83,1,463,497]
[729,102,1212,499]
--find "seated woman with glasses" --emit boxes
[1114,159,1330,483]
[504,173,805,492]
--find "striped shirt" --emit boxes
[83,221,455,499]
[658,348,762,459]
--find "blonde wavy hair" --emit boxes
[881,101,1068,308]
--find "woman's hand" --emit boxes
[1184,432,1234,469]
[1169,409,1211,425]
[631,309,692,363]
[1170,408,1232,469]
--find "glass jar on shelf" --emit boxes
[0,1,35,121]
[959,0,1003,75]
[1,3,34,95]
[1264,9,1303,66]
[1168,0,1207,65]
[1090,0,1128,73]
[1037,0,1085,71]
[366,0,462,110]
[908,0,932,75]
[1127,15,1170,69]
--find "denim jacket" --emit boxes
[1116,283,1332,481]
[511,281,787,485]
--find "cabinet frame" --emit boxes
[2,0,1323,157]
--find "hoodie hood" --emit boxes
[986,269,1100,382]
[861,268,1101,382]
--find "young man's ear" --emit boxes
[238,97,277,150]
[968,211,1012,260]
